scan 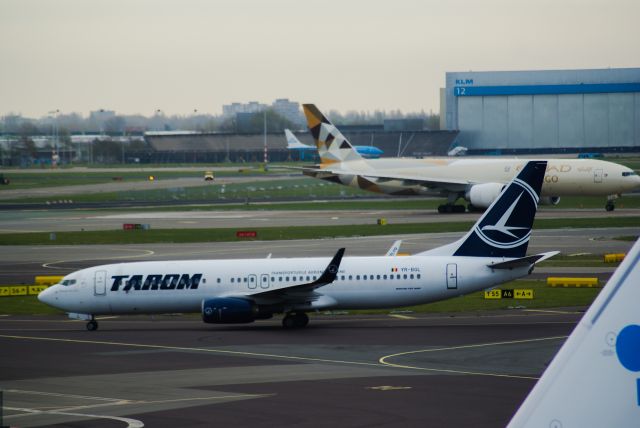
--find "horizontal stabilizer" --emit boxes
[488,251,559,270]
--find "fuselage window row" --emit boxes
[219,273,421,286]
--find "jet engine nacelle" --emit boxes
[202,297,258,324]
[466,182,505,209]
[539,196,561,205]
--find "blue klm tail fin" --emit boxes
[418,161,547,258]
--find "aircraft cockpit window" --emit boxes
[622,171,637,177]
[61,279,77,286]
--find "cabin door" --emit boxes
[94,270,107,295]
[260,274,270,289]
[594,169,603,183]
[446,264,458,289]
[248,274,257,289]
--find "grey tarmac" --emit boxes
[0,311,579,427]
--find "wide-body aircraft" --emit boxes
[301,104,640,213]
[39,161,556,331]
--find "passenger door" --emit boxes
[94,270,107,295]
[248,274,257,289]
[260,274,270,289]
[594,169,603,184]
[446,264,458,289]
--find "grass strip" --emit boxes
[354,279,600,314]
[0,216,638,246]
[0,279,598,316]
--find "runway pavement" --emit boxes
[0,174,302,202]
[1,206,639,233]
[0,310,581,427]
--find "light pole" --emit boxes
[48,109,59,167]
[155,109,163,131]
[263,109,268,168]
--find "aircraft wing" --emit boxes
[246,248,345,305]
[302,166,472,189]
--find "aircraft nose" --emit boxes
[38,286,55,305]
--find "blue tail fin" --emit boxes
[453,161,546,258]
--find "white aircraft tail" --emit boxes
[508,238,640,427]
[302,104,365,166]
[284,129,312,150]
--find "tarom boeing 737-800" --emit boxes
[300,104,640,213]
[39,161,556,331]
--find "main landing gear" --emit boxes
[86,317,98,331]
[437,193,467,214]
[605,194,619,212]
[437,204,466,214]
[282,312,309,329]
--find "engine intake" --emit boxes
[202,297,258,324]
[466,182,505,209]
[539,196,561,205]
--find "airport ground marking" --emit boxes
[4,406,144,427]
[523,309,579,315]
[4,388,269,416]
[388,314,416,320]
[378,335,568,380]
[42,248,155,270]
[0,334,386,369]
[0,333,567,380]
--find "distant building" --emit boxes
[222,101,268,117]
[383,118,424,132]
[222,99,304,126]
[442,67,640,154]
[271,98,304,125]
[88,109,116,133]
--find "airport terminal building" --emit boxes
[442,68,640,154]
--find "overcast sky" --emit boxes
[1,0,638,118]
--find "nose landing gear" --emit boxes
[86,317,98,331]
[605,194,619,212]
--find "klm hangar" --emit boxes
[441,68,640,154]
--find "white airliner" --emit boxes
[509,236,640,427]
[301,104,640,213]
[39,161,557,331]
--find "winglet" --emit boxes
[386,240,403,257]
[314,247,345,285]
